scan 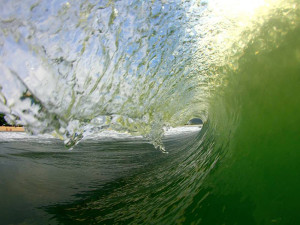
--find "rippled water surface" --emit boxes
[0,127,200,224]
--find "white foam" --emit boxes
[0,132,56,141]
[164,126,202,136]
[0,126,202,142]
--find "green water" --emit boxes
[205,15,300,224]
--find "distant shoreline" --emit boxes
[0,126,25,132]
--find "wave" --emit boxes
[0,0,209,149]
[1,0,300,224]
[0,0,283,148]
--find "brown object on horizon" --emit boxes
[0,126,25,132]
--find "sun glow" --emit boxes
[222,0,267,15]
[190,0,287,94]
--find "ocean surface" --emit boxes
[0,127,201,224]
[1,0,300,224]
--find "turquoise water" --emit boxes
[1,0,300,224]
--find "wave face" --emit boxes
[0,0,211,148]
[1,0,300,224]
